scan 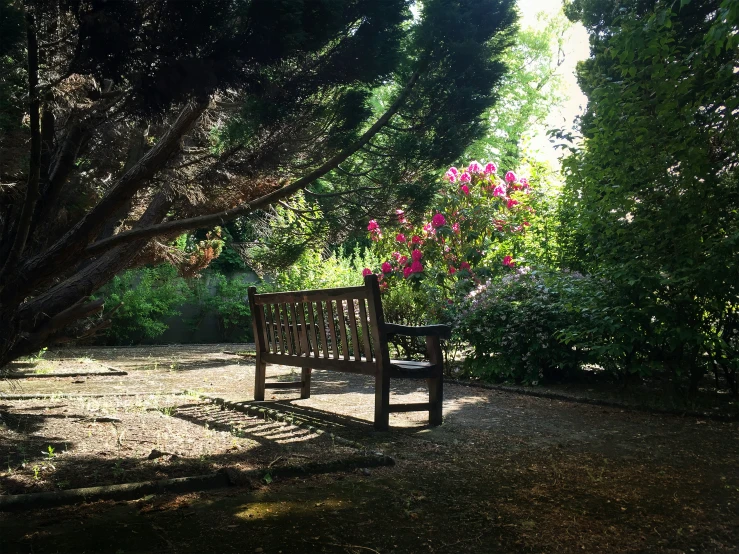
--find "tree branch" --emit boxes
[8,98,208,296]
[82,60,428,256]
[305,186,382,198]
[39,107,54,182]
[0,14,42,280]
[15,192,172,328]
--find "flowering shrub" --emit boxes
[454,269,585,384]
[363,161,533,290]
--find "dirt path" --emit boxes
[1,345,738,553]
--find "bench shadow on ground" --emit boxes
[0,400,357,496]
[233,398,381,438]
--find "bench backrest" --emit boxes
[248,275,389,374]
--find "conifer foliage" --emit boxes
[0,0,516,365]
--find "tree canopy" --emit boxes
[558,0,739,391]
[0,0,517,365]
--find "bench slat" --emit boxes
[336,299,350,360]
[289,303,302,355]
[358,298,373,362]
[252,305,269,350]
[326,300,340,360]
[307,302,320,358]
[266,304,277,354]
[281,303,294,355]
[347,299,360,362]
[277,305,287,354]
[315,300,329,359]
[296,303,310,355]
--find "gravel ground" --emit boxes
[1,345,737,554]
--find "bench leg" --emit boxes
[428,373,443,426]
[254,356,266,401]
[374,366,390,431]
[301,367,312,399]
[426,336,443,426]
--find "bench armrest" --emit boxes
[384,323,452,340]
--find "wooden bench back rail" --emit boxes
[250,288,379,372]
[248,274,447,430]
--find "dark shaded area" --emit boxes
[2,346,738,552]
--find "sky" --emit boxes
[518,0,590,165]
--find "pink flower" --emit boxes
[367,220,380,232]
[379,281,389,291]
[392,251,401,261]
[460,261,471,270]
[484,162,497,174]
[448,166,459,175]
[381,261,393,273]
[505,171,517,183]
[431,213,446,228]
[362,268,373,277]
[396,209,407,224]
[507,198,519,209]
[399,255,409,265]
[396,233,406,243]
[523,221,530,227]
[519,177,529,187]
[460,172,471,183]
[410,260,423,273]
[492,184,506,197]
[411,249,423,261]
[459,184,470,195]
[403,266,413,279]
[468,161,483,174]
[452,222,460,233]
[502,255,514,267]
[423,222,434,234]
[445,170,457,183]
[448,266,457,275]
[411,235,422,245]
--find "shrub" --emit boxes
[555,275,653,383]
[455,269,584,384]
[206,274,253,342]
[263,246,381,292]
[99,265,189,345]
[362,162,533,291]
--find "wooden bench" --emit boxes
[247,274,450,430]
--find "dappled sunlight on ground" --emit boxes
[2,345,738,553]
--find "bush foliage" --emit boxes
[455,270,583,384]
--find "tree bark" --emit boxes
[2,99,207,304]
[0,14,42,279]
[2,194,171,365]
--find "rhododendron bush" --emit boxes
[455,269,587,384]
[363,162,533,292]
